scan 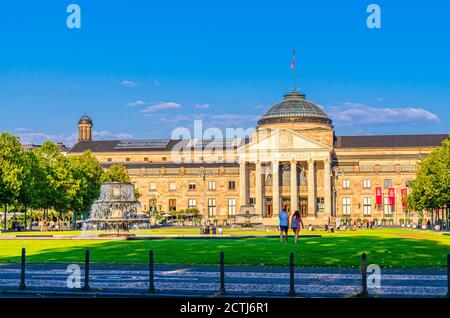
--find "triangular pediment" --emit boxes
[239,128,331,154]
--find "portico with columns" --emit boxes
[238,127,334,226]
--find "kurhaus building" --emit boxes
[70,90,447,226]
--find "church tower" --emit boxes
[78,114,93,142]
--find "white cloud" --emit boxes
[16,130,132,146]
[93,130,133,140]
[194,103,210,109]
[326,103,439,125]
[119,80,139,88]
[126,100,146,107]
[140,102,182,114]
[154,80,160,87]
[15,128,28,132]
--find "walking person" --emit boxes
[291,210,303,245]
[279,209,289,243]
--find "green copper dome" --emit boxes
[258,91,332,126]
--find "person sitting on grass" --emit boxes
[279,209,289,243]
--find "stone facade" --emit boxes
[69,91,447,227]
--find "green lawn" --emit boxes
[0,229,449,268]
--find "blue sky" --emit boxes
[0,0,449,145]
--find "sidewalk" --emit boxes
[0,263,447,298]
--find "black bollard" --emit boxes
[82,250,90,291]
[149,250,155,293]
[447,254,450,298]
[361,252,368,297]
[19,248,26,290]
[288,252,296,296]
[218,252,226,295]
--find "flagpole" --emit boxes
[292,49,297,93]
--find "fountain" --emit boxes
[232,205,264,228]
[83,182,149,237]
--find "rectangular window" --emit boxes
[144,157,149,162]
[162,157,167,161]
[316,197,324,212]
[228,198,237,216]
[169,182,176,191]
[342,179,350,189]
[188,198,197,208]
[384,179,392,188]
[149,182,156,191]
[169,199,176,211]
[383,197,393,215]
[188,182,196,191]
[228,180,236,190]
[107,158,112,162]
[208,181,216,190]
[363,197,372,216]
[125,157,130,162]
[363,179,371,189]
[249,197,256,206]
[208,198,216,217]
[342,197,351,216]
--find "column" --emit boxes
[255,161,263,216]
[307,159,316,217]
[239,162,249,207]
[272,161,280,216]
[324,158,332,216]
[290,160,298,213]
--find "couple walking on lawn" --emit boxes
[279,209,304,244]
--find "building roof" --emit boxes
[258,91,332,126]
[69,138,249,153]
[78,114,93,125]
[335,134,448,149]
[69,134,448,154]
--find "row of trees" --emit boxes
[406,136,450,228]
[0,132,130,230]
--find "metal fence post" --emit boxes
[19,248,26,290]
[288,252,296,296]
[149,250,155,293]
[218,251,226,295]
[447,254,450,298]
[82,250,90,291]
[361,252,368,297]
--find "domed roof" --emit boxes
[258,91,332,126]
[78,114,93,125]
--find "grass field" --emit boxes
[0,228,449,268]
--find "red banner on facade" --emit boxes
[388,188,395,206]
[401,188,408,207]
[375,187,382,205]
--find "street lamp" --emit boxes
[198,169,212,222]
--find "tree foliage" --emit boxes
[100,164,130,183]
[0,134,105,229]
[0,133,24,207]
[406,136,450,211]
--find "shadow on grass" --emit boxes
[0,235,449,268]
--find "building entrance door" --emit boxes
[300,197,308,218]
[282,198,291,213]
[265,198,273,217]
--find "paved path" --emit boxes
[0,263,447,298]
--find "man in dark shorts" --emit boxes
[279,209,289,243]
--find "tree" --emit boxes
[100,164,130,183]
[0,133,24,231]
[17,151,43,229]
[34,141,79,219]
[406,136,450,227]
[68,151,103,226]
